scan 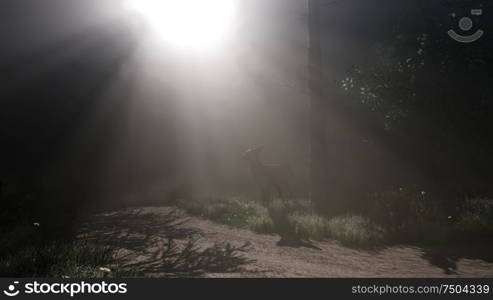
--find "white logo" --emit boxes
[3,281,20,297]
[448,9,484,43]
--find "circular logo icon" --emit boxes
[3,281,20,297]
[448,9,484,43]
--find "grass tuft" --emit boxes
[175,194,493,246]
[175,196,384,247]
[326,215,384,247]
[0,239,136,278]
[289,213,330,239]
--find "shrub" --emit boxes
[289,213,331,239]
[176,197,386,246]
[326,215,384,247]
[454,198,493,241]
[176,196,271,230]
[175,194,493,246]
[365,187,452,243]
[246,214,275,233]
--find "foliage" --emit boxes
[326,215,385,247]
[0,238,134,278]
[454,198,493,241]
[175,196,273,233]
[289,213,330,239]
[177,194,493,246]
[366,188,493,244]
[339,2,493,199]
[175,197,384,247]
[0,188,253,277]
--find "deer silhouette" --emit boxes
[243,146,293,205]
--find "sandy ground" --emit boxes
[81,207,493,278]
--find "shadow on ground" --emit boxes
[79,208,254,277]
[78,207,493,277]
[422,243,493,275]
[276,236,322,250]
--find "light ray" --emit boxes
[125,0,237,49]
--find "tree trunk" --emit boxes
[308,0,326,210]
[308,0,352,215]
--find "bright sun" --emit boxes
[126,0,237,49]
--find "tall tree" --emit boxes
[308,0,325,209]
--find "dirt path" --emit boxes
[81,207,493,278]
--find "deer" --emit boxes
[243,146,293,205]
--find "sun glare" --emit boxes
[126,0,237,49]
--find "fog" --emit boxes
[2,0,492,209]
[1,0,310,207]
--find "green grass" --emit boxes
[0,239,137,278]
[175,196,275,233]
[175,195,493,247]
[326,215,385,246]
[175,197,384,247]
[0,218,139,278]
[289,213,330,239]
[245,214,275,233]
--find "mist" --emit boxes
[1,0,310,208]
[1,0,493,279]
